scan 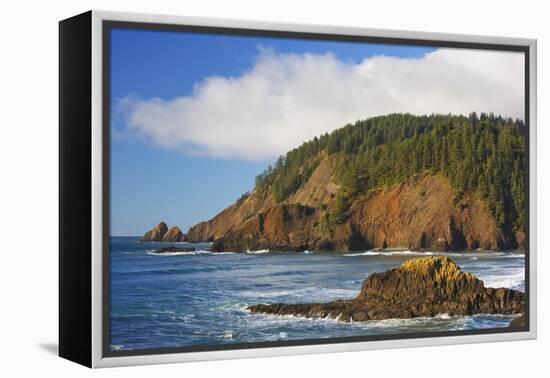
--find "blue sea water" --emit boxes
[109,237,525,351]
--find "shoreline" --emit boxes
[112,237,525,255]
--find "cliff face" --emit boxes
[248,256,525,321]
[188,153,521,251]
[187,155,339,244]
[186,185,277,242]
[349,173,511,251]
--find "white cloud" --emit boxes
[121,48,524,161]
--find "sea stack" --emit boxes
[248,256,525,321]
[141,222,169,242]
[141,222,186,242]
[162,226,185,242]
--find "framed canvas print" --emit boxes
[59,10,537,368]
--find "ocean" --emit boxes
[109,237,525,351]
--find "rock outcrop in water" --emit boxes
[162,226,185,242]
[141,222,185,242]
[154,246,195,253]
[247,256,525,321]
[141,222,169,242]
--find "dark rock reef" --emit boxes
[141,222,185,242]
[154,246,196,253]
[248,256,525,321]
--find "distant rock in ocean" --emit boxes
[141,222,168,242]
[248,256,525,321]
[154,246,196,253]
[141,222,185,242]
[162,226,185,242]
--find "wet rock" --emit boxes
[154,246,196,253]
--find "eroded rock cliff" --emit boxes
[189,161,521,251]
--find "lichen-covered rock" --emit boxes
[248,256,525,321]
[140,222,169,242]
[162,226,185,242]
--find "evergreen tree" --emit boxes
[254,113,526,231]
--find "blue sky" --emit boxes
[115,28,518,236]
[110,28,436,236]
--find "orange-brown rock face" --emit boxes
[187,156,522,252]
[248,256,525,321]
[350,173,511,251]
[186,154,339,245]
[211,204,320,252]
[186,185,276,242]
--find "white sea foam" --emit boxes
[342,250,525,259]
[382,250,435,256]
[501,253,525,259]
[478,267,525,291]
[343,251,380,256]
[239,287,357,301]
[246,249,270,254]
[343,250,437,257]
[250,311,512,333]
[342,250,439,257]
[223,330,233,339]
[146,250,212,256]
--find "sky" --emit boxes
[110,28,524,236]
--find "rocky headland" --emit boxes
[247,256,525,321]
[147,114,526,253]
[190,171,523,252]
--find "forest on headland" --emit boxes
[254,113,526,232]
[146,112,526,252]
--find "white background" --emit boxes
[0,0,547,376]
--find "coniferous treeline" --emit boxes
[255,113,526,230]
